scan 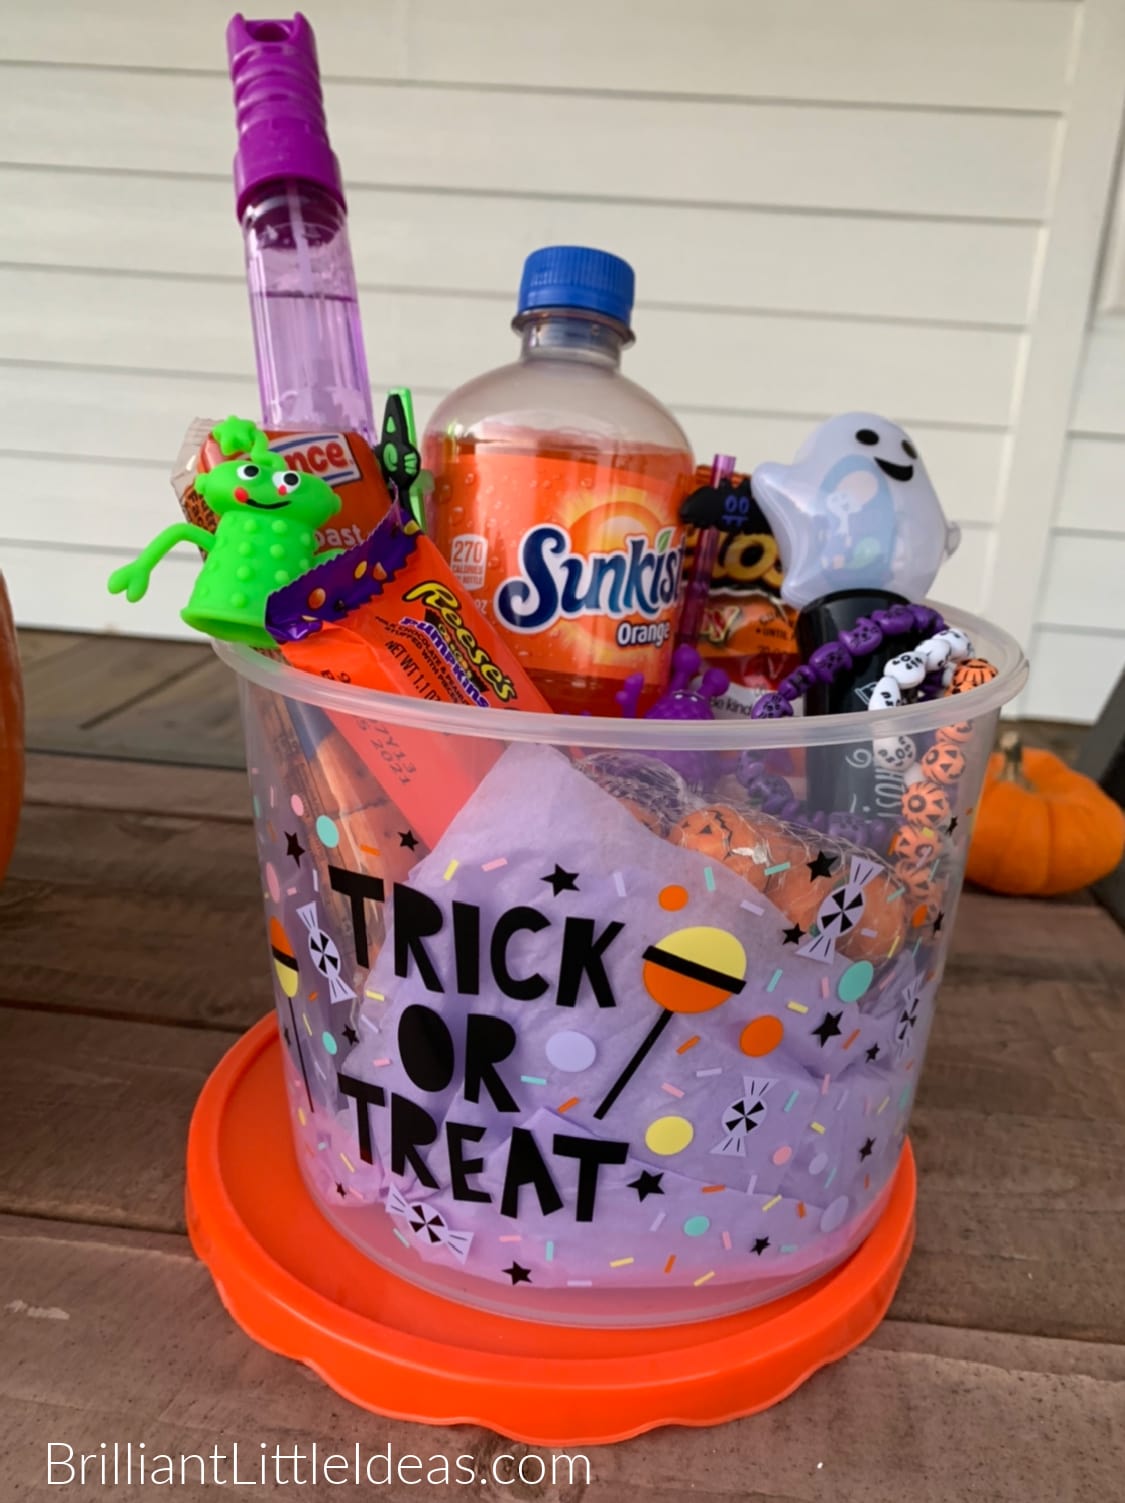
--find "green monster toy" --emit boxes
[107,417,341,648]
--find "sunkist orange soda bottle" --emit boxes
[423,246,695,715]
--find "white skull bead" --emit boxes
[868,676,903,709]
[873,734,917,771]
[884,651,928,690]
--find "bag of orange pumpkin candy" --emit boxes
[683,463,802,718]
[668,802,908,963]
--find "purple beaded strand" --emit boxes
[750,606,947,719]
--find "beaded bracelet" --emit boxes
[750,603,948,720]
[868,628,998,784]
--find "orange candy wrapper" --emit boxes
[267,510,551,847]
[683,463,800,716]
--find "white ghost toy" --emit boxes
[750,413,961,609]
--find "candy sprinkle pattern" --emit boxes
[259,733,950,1297]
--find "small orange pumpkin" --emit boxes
[966,734,1125,896]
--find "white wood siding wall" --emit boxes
[1021,147,1125,720]
[1,0,1123,720]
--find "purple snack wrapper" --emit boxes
[266,508,419,642]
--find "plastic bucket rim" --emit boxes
[214,599,1028,751]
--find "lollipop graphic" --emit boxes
[594,912,747,1119]
[271,915,313,1110]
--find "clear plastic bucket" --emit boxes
[216,604,1026,1327]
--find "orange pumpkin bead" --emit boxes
[966,735,1125,896]
[893,860,933,902]
[936,720,973,746]
[920,742,966,785]
[902,780,951,824]
[893,821,941,866]
[951,657,999,694]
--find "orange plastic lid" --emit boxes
[186,1015,915,1446]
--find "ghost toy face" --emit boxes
[750,412,962,608]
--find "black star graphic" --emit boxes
[398,829,419,850]
[628,1170,665,1202]
[282,1024,292,1045]
[541,864,579,895]
[932,910,944,935]
[285,831,305,866]
[342,1024,359,1045]
[503,1262,532,1285]
[859,1137,875,1161]
[807,849,837,881]
[751,1236,770,1256]
[812,1010,843,1047]
[334,1182,347,1198]
[865,1043,880,1063]
[948,817,959,837]
[782,922,805,946]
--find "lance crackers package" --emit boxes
[172,417,392,551]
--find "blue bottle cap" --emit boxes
[515,246,635,334]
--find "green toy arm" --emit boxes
[107,523,216,603]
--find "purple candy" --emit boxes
[750,693,793,719]
[840,617,883,656]
[827,811,868,847]
[909,604,940,634]
[737,756,767,786]
[752,773,796,806]
[808,641,853,681]
[882,603,917,635]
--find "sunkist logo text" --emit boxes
[493,524,684,640]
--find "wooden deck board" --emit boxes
[24,750,251,821]
[20,629,242,767]
[3,1216,1124,1503]
[72,654,245,767]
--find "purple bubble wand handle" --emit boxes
[676,453,736,651]
[227,14,375,440]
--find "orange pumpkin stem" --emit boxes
[997,731,1033,790]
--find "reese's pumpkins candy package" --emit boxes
[266,509,551,847]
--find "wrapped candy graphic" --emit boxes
[711,1077,776,1157]
[296,899,356,1003]
[386,1185,474,1264]
[797,854,885,964]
